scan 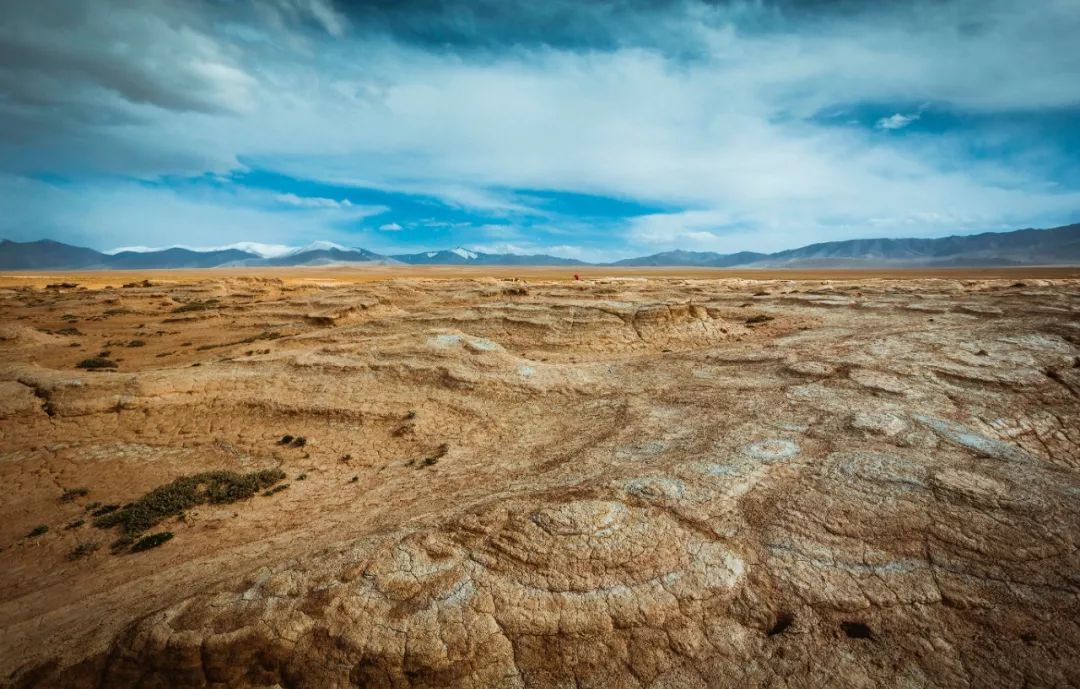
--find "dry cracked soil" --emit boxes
[1,271,1079,688]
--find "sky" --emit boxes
[1,0,1079,261]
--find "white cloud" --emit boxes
[260,0,348,39]
[215,14,1079,255]
[2,0,1079,257]
[378,222,403,231]
[876,113,920,130]
[274,192,353,208]
[0,174,386,251]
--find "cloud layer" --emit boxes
[1,0,1078,258]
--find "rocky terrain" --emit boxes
[1,272,1079,688]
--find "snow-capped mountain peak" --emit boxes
[283,240,353,256]
[451,247,478,260]
[104,242,295,258]
[221,242,296,258]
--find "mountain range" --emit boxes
[2,223,1078,270]
[390,247,585,266]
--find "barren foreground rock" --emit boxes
[2,273,1079,688]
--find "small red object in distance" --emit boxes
[574,274,581,281]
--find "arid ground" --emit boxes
[2,268,1079,688]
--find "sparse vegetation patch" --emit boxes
[411,443,449,469]
[277,435,307,447]
[67,542,100,560]
[171,299,219,313]
[60,487,90,502]
[239,330,283,344]
[93,469,285,538]
[76,357,117,370]
[130,532,174,552]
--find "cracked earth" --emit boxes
[1,272,1079,688]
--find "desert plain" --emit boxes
[1,267,1079,688]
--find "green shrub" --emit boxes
[67,542,100,560]
[60,487,90,502]
[94,469,285,537]
[131,532,173,552]
[76,357,117,370]
[416,443,449,469]
[171,299,219,313]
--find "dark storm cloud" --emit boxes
[0,0,348,174]
[335,0,692,51]
[0,2,248,115]
[329,0,944,53]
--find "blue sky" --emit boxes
[1,0,1078,261]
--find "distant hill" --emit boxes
[613,250,768,267]
[239,246,393,267]
[613,225,1080,267]
[392,247,586,266]
[106,247,260,269]
[0,239,108,269]
[2,223,1078,269]
[752,224,1080,267]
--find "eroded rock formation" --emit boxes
[1,274,1078,687]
